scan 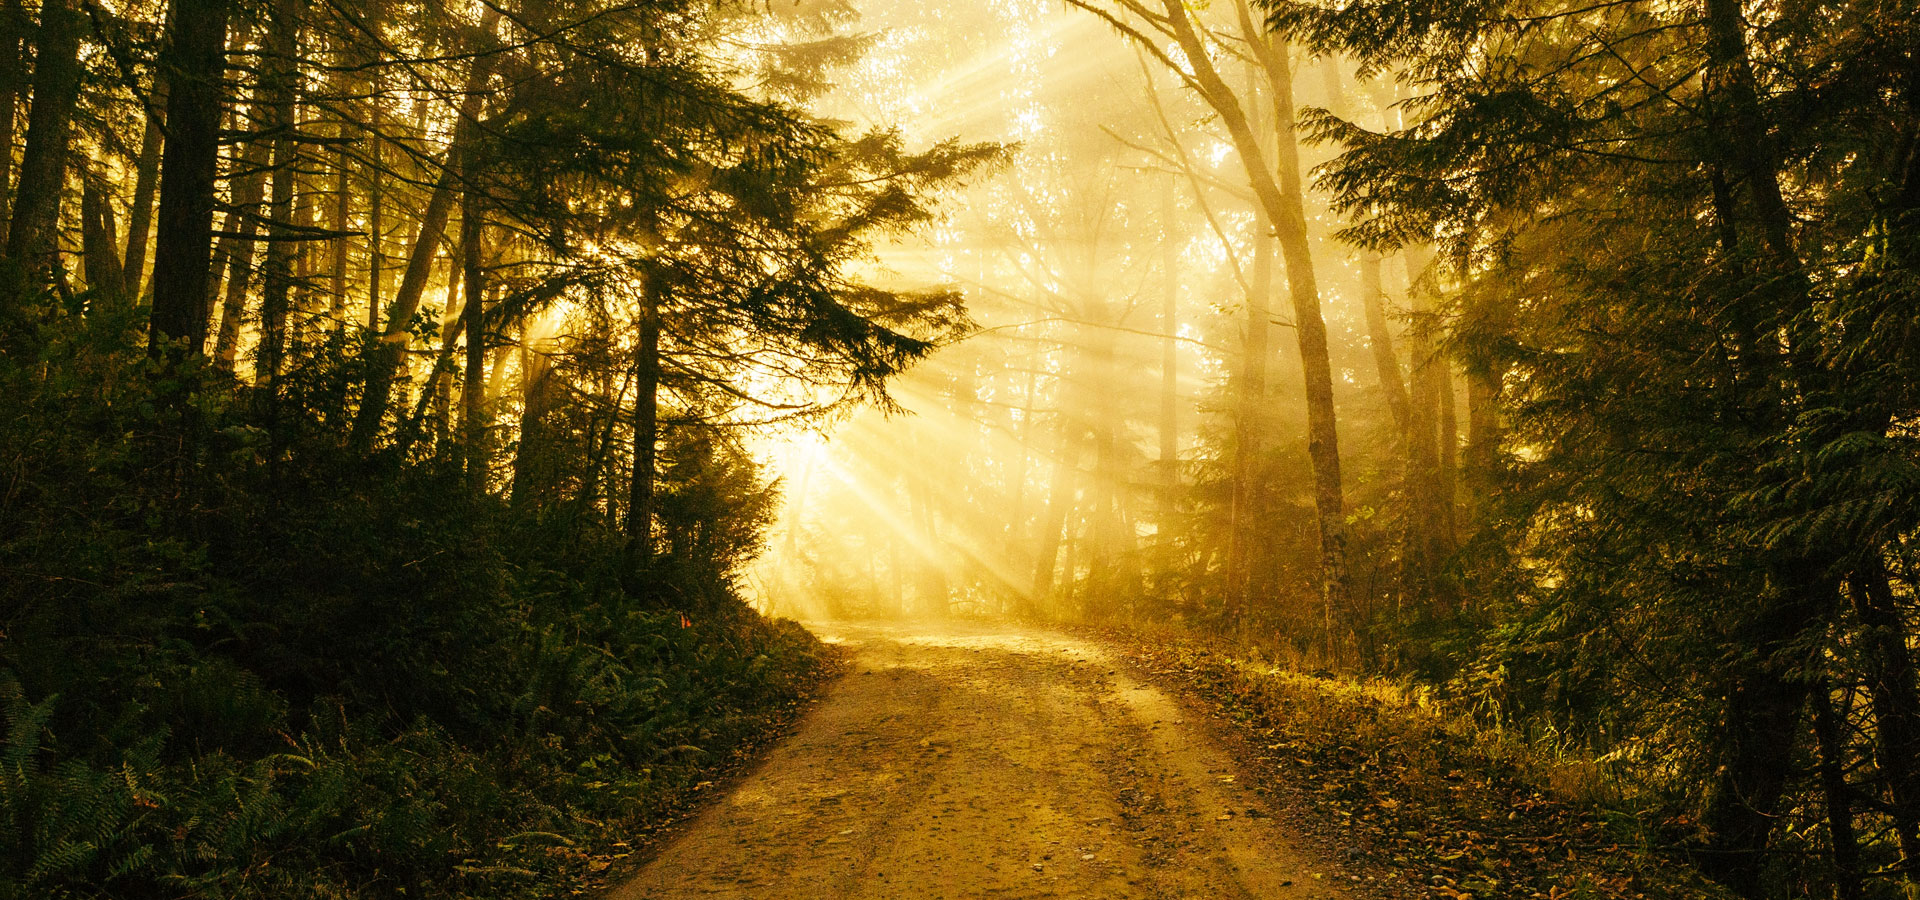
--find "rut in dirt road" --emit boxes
[612,621,1352,900]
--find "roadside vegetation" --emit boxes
[0,0,982,895]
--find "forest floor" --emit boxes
[609,619,1353,900]
[608,619,1729,900]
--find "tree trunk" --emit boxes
[626,277,662,558]
[1226,198,1273,627]
[365,94,382,332]
[460,193,487,487]
[1698,574,1827,899]
[147,0,232,356]
[122,77,166,298]
[1159,178,1179,531]
[1404,248,1453,609]
[1318,54,1411,438]
[1701,0,1796,264]
[5,0,84,280]
[1465,362,1500,480]
[1437,357,1459,543]
[211,133,269,371]
[910,478,949,617]
[254,0,301,390]
[1811,681,1864,900]
[510,346,555,505]
[329,138,349,326]
[1848,561,1920,896]
[80,176,127,299]
[1031,424,1079,609]
[1180,1,1344,648]
[1085,312,1133,619]
[0,0,25,233]
[350,9,500,447]
[1361,252,1411,435]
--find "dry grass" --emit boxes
[1098,624,1730,900]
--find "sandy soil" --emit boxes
[610,620,1353,900]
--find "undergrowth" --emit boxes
[0,304,829,899]
[1110,626,1733,900]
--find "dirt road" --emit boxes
[611,621,1352,900]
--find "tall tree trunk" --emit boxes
[460,193,486,487]
[350,9,500,447]
[365,95,382,332]
[80,176,127,299]
[1404,248,1453,609]
[1085,311,1133,618]
[5,0,84,280]
[909,478,948,617]
[1319,54,1411,438]
[1701,0,1796,264]
[328,135,349,326]
[1191,2,1345,648]
[1849,561,1920,896]
[1699,573,1827,899]
[255,0,301,391]
[210,131,269,370]
[1437,357,1459,543]
[626,276,661,558]
[1361,251,1411,435]
[1159,178,1179,530]
[1226,200,1273,626]
[0,0,25,233]
[1464,360,1500,480]
[210,120,269,370]
[1811,681,1864,900]
[510,345,554,504]
[121,77,166,297]
[147,0,232,356]
[1031,422,1079,609]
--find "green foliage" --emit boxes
[0,307,830,899]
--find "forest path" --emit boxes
[610,620,1351,900]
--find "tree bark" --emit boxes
[5,0,85,280]
[1181,1,1345,646]
[1701,0,1796,264]
[328,135,349,326]
[1318,54,1411,439]
[365,93,382,332]
[1811,681,1864,900]
[211,133,269,371]
[1698,574,1826,899]
[1848,561,1920,896]
[1158,178,1179,530]
[1465,362,1500,480]
[254,0,301,390]
[1031,423,1079,608]
[147,0,231,356]
[1226,194,1273,626]
[1404,248,1454,608]
[510,345,555,505]
[1361,252,1410,435]
[460,190,486,487]
[626,275,662,558]
[121,77,166,298]
[80,176,126,299]
[0,0,31,235]
[350,9,500,447]
[1437,356,1458,542]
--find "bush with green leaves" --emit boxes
[0,301,827,899]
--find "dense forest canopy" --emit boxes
[0,0,1914,896]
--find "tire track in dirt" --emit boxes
[610,621,1353,900]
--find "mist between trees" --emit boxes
[745,2,1920,899]
[0,0,1914,897]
